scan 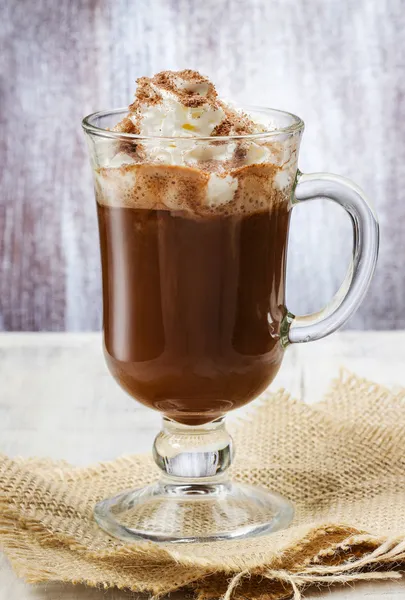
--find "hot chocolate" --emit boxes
[83,68,379,546]
[94,70,299,424]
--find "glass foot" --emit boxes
[94,480,294,543]
[95,417,293,543]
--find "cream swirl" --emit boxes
[103,70,296,206]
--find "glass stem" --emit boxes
[153,417,234,483]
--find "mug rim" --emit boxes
[82,105,305,142]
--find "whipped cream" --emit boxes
[206,174,239,206]
[103,70,298,208]
[136,85,227,137]
[120,70,265,138]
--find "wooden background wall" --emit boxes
[1,0,404,331]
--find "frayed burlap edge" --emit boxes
[1,372,405,599]
[1,507,404,600]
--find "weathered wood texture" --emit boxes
[0,0,404,331]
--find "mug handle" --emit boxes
[282,171,379,345]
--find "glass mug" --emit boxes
[82,107,379,543]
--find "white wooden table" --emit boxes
[0,332,404,600]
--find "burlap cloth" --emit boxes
[1,372,405,599]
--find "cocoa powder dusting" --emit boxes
[97,70,298,217]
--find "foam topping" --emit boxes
[95,70,300,213]
[112,70,266,138]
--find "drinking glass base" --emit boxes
[94,480,294,543]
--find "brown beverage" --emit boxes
[84,71,379,544]
[92,69,298,425]
[97,191,290,425]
